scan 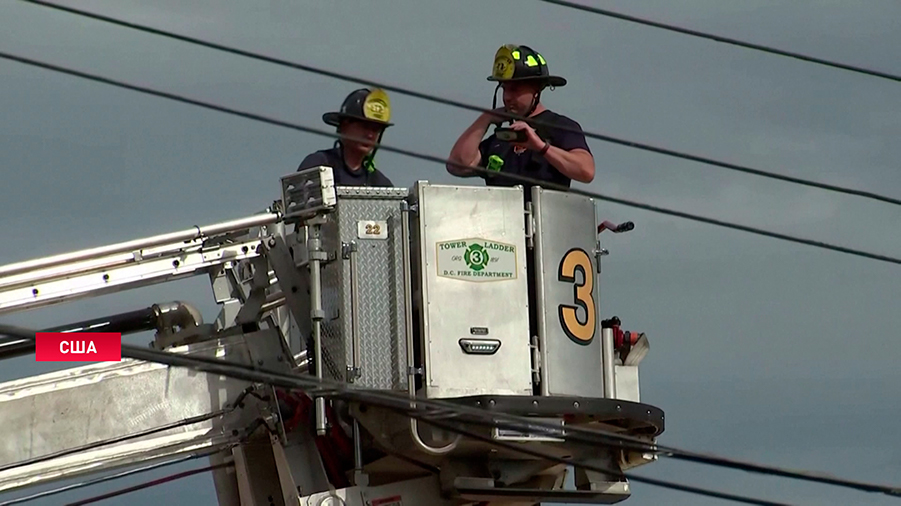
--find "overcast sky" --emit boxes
[1,1,900,505]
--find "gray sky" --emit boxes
[1,0,899,505]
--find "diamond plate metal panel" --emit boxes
[319,216,347,385]
[318,187,410,390]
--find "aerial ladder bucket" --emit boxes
[0,168,663,506]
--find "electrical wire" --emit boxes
[64,462,233,506]
[0,331,789,506]
[3,327,899,500]
[0,8,892,497]
[0,50,898,267]
[537,0,901,84]
[0,406,227,474]
[16,0,901,208]
[0,445,237,506]
[0,385,264,475]
[423,418,792,506]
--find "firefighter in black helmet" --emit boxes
[447,44,594,199]
[297,88,394,187]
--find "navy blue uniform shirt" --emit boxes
[477,110,590,198]
[297,146,394,187]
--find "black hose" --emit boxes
[0,307,157,361]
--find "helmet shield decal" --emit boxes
[492,45,516,80]
[362,88,391,123]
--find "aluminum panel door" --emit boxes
[413,182,533,399]
[531,187,605,397]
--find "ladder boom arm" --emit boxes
[0,219,276,316]
[0,213,279,280]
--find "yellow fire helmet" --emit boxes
[323,88,394,128]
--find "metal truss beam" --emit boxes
[0,332,266,493]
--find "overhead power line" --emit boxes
[64,462,233,506]
[0,335,804,506]
[0,446,236,506]
[3,328,901,501]
[0,385,259,474]
[424,418,791,506]
[0,49,898,267]
[537,0,901,84]
[17,0,901,208]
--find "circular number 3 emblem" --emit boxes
[557,248,596,345]
[464,243,490,272]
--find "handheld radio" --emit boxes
[494,127,527,143]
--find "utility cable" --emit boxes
[64,462,232,506]
[3,327,899,499]
[0,444,238,506]
[423,418,792,506]
[537,0,901,84]
[0,331,790,506]
[0,385,260,475]
[0,50,898,267]
[16,0,901,208]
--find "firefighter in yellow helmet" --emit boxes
[447,45,594,198]
[298,88,394,186]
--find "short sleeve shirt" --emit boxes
[477,110,590,198]
[297,147,394,187]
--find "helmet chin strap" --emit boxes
[491,83,502,112]
[362,130,385,174]
[492,82,542,124]
[524,91,541,118]
[335,128,384,175]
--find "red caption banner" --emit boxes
[35,332,122,362]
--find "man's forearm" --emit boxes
[447,115,494,176]
[543,146,595,183]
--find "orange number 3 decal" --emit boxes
[557,248,596,345]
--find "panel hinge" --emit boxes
[594,241,608,274]
[524,202,535,249]
[529,335,541,386]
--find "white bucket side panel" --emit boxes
[415,183,532,399]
